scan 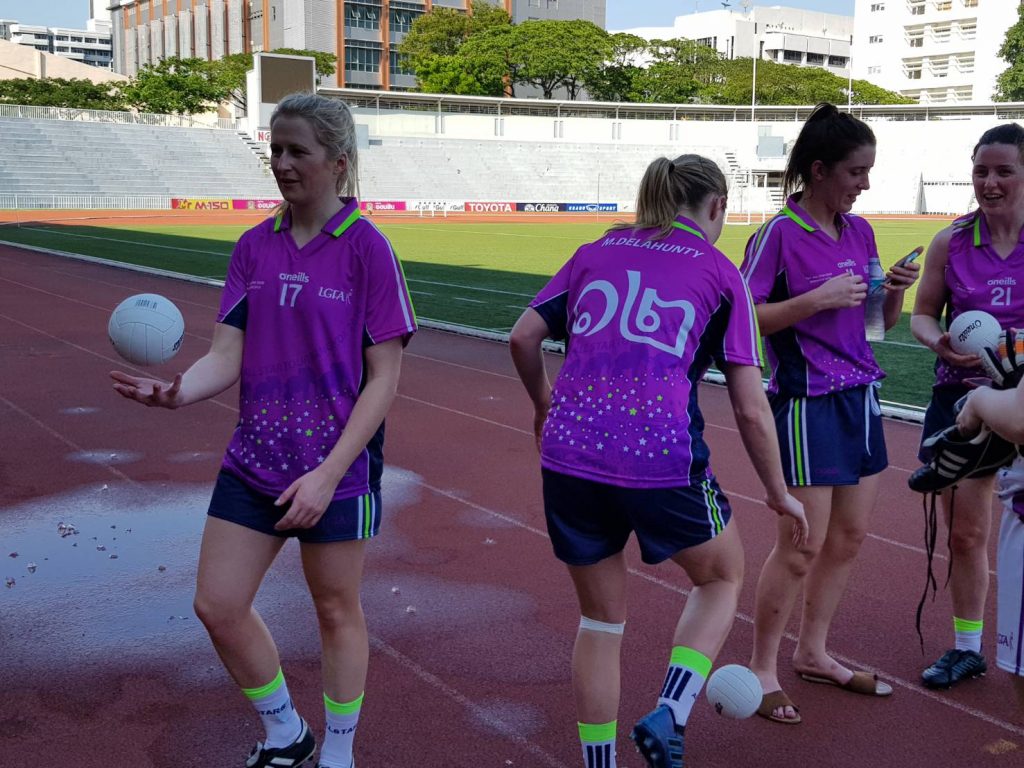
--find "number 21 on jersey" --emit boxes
[992,285,1013,307]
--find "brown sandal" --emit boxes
[757,689,802,724]
[799,670,894,697]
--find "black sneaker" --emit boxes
[246,719,316,767]
[921,649,987,689]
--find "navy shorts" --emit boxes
[917,384,997,474]
[770,384,888,487]
[541,468,732,566]
[207,470,382,543]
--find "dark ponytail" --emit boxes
[783,103,876,197]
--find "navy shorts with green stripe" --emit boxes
[208,470,381,543]
[541,468,732,566]
[770,383,887,487]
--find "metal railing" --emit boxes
[0,104,238,130]
[0,194,173,210]
[323,86,1024,123]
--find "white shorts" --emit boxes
[996,462,1024,677]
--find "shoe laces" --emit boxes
[915,486,957,653]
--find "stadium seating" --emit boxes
[358,137,731,204]
[0,117,280,199]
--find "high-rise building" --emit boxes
[615,6,854,79]
[852,0,1018,104]
[0,1,114,71]
[108,1,605,90]
[2,23,114,70]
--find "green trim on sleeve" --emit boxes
[331,208,362,237]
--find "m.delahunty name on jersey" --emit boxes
[600,236,703,258]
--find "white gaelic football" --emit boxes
[705,664,763,719]
[948,310,1002,356]
[108,293,185,366]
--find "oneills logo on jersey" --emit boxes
[836,259,857,269]
[279,272,310,283]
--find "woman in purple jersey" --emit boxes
[741,104,919,724]
[911,124,1024,691]
[510,154,807,768]
[111,93,416,768]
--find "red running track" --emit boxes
[0,243,1022,768]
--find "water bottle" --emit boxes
[865,256,885,342]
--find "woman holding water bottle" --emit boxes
[739,103,919,723]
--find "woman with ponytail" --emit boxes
[111,93,416,767]
[510,154,807,768]
[741,103,918,724]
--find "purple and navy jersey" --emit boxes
[216,197,417,500]
[529,216,763,489]
[741,195,884,398]
[935,211,1024,386]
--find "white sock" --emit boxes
[241,669,302,749]
[657,647,712,729]
[953,617,983,653]
[318,692,363,768]
[578,721,616,768]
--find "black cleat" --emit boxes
[921,649,987,689]
[630,705,684,768]
[908,425,1016,493]
[245,719,316,767]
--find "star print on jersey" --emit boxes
[543,371,683,464]
[234,391,340,474]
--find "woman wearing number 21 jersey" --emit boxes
[911,123,1024,691]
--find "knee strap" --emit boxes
[579,616,625,635]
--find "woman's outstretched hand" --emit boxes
[110,370,183,408]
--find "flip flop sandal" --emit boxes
[799,670,894,697]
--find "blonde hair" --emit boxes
[270,92,360,213]
[609,154,727,239]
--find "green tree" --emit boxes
[0,77,126,110]
[995,2,1024,101]
[849,78,915,106]
[398,2,510,68]
[414,53,506,96]
[120,57,226,114]
[629,39,722,103]
[584,33,648,103]
[513,19,610,99]
[206,52,253,110]
[457,24,525,97]
[685,55,911,106]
